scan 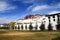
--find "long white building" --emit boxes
[16,13,60,30]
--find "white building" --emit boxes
[16,13,60,30]
[0,24,9,29]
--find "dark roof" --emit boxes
[45,13,60,16]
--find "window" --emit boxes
[53,15,55,18]
[54,19,55,21]
[48,17,50,22]
[43,18,45,20]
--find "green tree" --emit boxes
[9,22,16,30]
[29,23,33,31]
[56,24,60,30]
[48,23,52,31]
[21,25,23,30]
[40,23,45,31]
[35,25,38,30]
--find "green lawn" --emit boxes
[0,30,60,40]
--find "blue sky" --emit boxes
[0,0,60,23]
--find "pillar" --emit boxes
[50,15,58,30]
[32,23,36,30]
[19,24,22,30]
[52,22,57,30]
[37,23,42,30]
[23,24,26,30]
[16,24,18,30]
[26,24,30,30]
[44,17,49,30]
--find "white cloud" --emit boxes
[0,17,10,23]
[0,15,21,24]
[26,3,60,12]
[57,3,60,8]
[0,16,17,24]
[32,5,48,12]
[48,11,60,15]
[49,3,60,8]
[6,6,16,10]
[0,1,16,11]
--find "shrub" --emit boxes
[21,25,23,30]
[40,24,45,31]
[56,24,60,30]
[48,23,52,31]
[29,24,33,31]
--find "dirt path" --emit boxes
[1,32,35,36]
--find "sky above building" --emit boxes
[0,0,60,23]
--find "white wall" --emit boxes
[16,15,58,30]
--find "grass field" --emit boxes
[0,30,60,40]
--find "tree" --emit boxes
[3,24,9,29]
[9,22,16,30]
[35,24,38,30]
[48,23,52,31]
[56,24,60,30]
[21,25,23,30]
[25,25,27,30]
[40,23,45,31]
[29,23,33,31]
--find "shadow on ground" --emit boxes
[52,37,60,40]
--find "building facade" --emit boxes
[16,13,60,30]
[0,24,9,29]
